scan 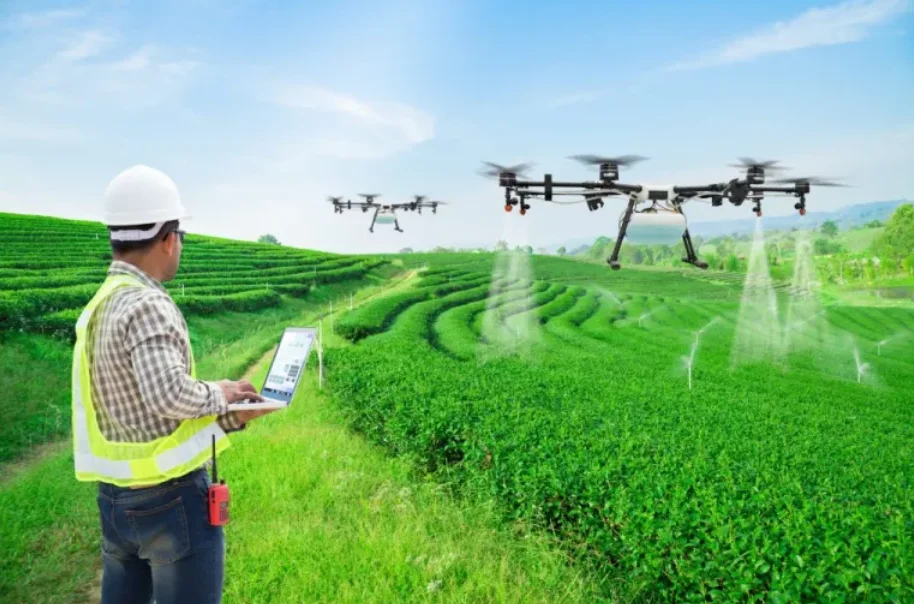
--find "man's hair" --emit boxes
[109,220,180,255]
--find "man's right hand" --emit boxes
[216,379,277,425]
[217,379,264,404]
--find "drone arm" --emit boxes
[750,184,808,195]
[672,184,727,195]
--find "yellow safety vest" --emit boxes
[72,274,229,487]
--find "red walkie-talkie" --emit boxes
[208,435,230,526]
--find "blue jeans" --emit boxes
[97,467,225,604]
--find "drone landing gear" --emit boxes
[680,229,708,270]
[607,198,636,270]
[394,218,403,233]
[369,207,380,234]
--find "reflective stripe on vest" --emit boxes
[72,274,229,486]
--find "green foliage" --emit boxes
[257,233,281,245]
[875,203,914,258]
[820,219,839,238]
[0,214,381,339]
[557,246,567,256]
[814,238,845,255]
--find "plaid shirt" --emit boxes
[86,261,244,442]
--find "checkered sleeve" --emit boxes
[217,411,246,432]
[124,296,231,420]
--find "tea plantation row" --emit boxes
[326,257,914,601]
[0,213,385,339]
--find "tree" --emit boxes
[726,254,740,272]
[258,234,281,245]
[495,240,508,251]
[399,247,414,253]
[557,246,567,256]
[864,219,885,229]
[875,204,914,259]
[820,220,839,239]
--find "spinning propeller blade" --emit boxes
[770,176,848,187]
[478,161,534,178]
[568,154,648,167]
[728,157,788,172]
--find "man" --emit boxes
[72,165,272,604]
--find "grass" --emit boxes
[0,272,605,604]
[220,352,604,603]
[0,333,73,464]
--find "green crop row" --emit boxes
[335,290,433,341]
[32,289,284,340]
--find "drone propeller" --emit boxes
[327,196,344,203]
[728,157,788,172]
[358,193,382,202]
[478,161,534,178]
[770,176,848,187]
[568,154,648,168]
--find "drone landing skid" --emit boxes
[607,202,708,271]
[680,229,708,270]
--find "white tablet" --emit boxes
[226,327,317,411]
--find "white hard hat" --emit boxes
[103,165,190,228]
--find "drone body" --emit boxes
[481,156,844,270]
[327,194,449,233]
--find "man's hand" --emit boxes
[217,379,264,404]
[216,380,277,426]
[233,407,278,424]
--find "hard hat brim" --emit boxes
[103,211,192,227]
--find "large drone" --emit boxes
[327,194,449,233]
[480,156,845,269]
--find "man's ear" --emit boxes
[161,232,177,256]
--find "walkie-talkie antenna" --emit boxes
[211,434,218,483]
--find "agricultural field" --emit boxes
[0,212,386,463]
[2,213,913,602]
[327,253,914,601]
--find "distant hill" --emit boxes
[541,200,907,253]
[687,200,906,238]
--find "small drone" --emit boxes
[480,156,845,269]
[327,194,449,233]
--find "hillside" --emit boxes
[0,212,387,462]
[2,213,913,602]
[543,200,905,254]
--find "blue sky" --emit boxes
[1,0,912,253]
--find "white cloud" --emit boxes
[0,115,87,143]
[18,32,203,109]
[669,0,913,70]
[271,85,435,159]
[56,30,113,62]
[7,8,85,29]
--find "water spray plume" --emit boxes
[731,219,785,367]
[480,218,540,360]
[853,347,870,384]
[784,224,827,355]
[877,332,907,356]
[638,311,654,327]
[682,317,720,390]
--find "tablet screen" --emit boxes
[262,329,315,403]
